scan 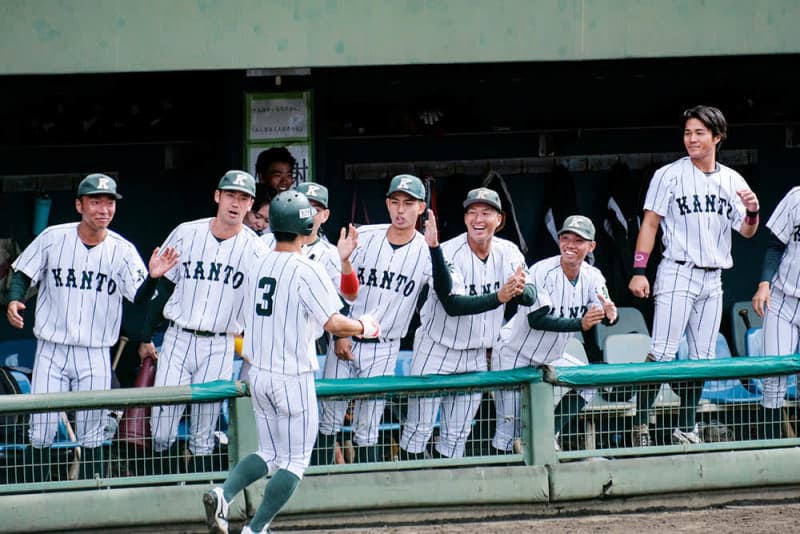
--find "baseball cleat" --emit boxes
[203,486,229,534]
[671,425,703,445]
[631,424,652,447]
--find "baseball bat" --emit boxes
[60,411,81,480]
[111,335,129,372]
[738,308,752,330]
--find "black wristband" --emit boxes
[632,267,647,276]
[746,209,760,217]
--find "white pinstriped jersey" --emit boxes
[243,251,342,375]
[161,218,269,334]
[644,157,750,269]
[767,186,800,297]
[12,223,147,348]
[499,256,609,365]
[261,232,275,249]
[349,224,432,339]
[418,233,526,350]
[303,237,341,290]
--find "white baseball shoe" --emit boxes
[671,424,703,445]
[241,525,271,534]
[202,486,229,534]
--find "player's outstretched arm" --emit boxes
[324,313,380,339]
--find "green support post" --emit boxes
[228,396,258,467]
[521,381,556,466]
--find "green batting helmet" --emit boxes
[269,191,315,236]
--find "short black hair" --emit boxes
[683,105,728,144]
[251,184,273,212]
[273,231,299,243]
[255,147,296,177]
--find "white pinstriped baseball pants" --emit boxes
[318,339,399,446]
[150,326,233,455]
[251,369,317,479]
[760,287,800,409]
[29,340,111,448]
[650,260,723,361]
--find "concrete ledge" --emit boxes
[246,464,550,516]
[549,448,800,501]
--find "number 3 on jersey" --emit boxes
[256,276,277,316]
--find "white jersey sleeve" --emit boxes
[12,223,147,348]
[160,219,269,334]
[348,224,432,339]
[243,252,342,375]
[499,256,608,365]
[418,234,526,350]
[644,157,750,269]
[766,186,800,296]
[261,231,276,250]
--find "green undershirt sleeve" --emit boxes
[527,306,583,332]
[8,271,31,303]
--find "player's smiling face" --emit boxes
[75,194,116,231]
[215,190,254,226]
[386,192,425,230]
[684,118,720,163]
[558,232,596,268]
[265,162,294,192]
[464,203,502,243]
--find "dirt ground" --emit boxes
[294,503,800,533]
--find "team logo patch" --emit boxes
[398,177,412,190]
[306,184,320,196]
[97,177,110,190]
[476,189,489,199]
[233,174,247,185]
[298,208,312,218]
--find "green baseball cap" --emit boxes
[463,187,502,212]
[76,173,122,199]
[218,170,256,197]
[558,215,596,241]
[297,182,329,209]
[386,174,425,201]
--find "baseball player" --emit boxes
[628,105,760,446]
[492,215,617,452]
[243,185,272,236]
[138,170,269,473]
[255,146,296,197]
[751,186,800,438]
[6,173,178,480]
[203,190,379,534]
[399,188,531,460]
[318,174,436,463]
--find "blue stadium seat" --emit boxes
[395,350,412,376]
[743,327,797,400]
[677,333,762,404]
[0,339,36,371]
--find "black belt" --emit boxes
[357,337,395,344]
[674,260,719,272]
[169,321,227,337]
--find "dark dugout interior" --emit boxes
[0,54,798,361]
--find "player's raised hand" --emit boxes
[334,337,354,361]
[628,275,651,299]
[737,189,760,212]
[581,304,605,331]
[597,292,618,323]
[751,281,771,319]
[337,224,359,262]
[148,246,179,278]
[423,209,439,248]
[6,300,25,329]
[137,341,158,362]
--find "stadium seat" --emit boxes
[603,333,650,364]
[731,301,763,356]
[594,307,649,354]
[395,350,413,376]
[676,333,762,405]
[564,336,588,364]
[0,339,36,371]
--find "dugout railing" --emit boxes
[3,357,800,532]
